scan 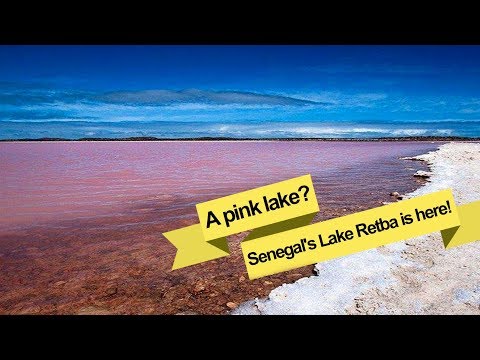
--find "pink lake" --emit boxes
[0,141,440,314]
[1,141,439,231]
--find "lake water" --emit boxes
[0,141,440,314]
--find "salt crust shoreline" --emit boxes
[233,142,480,315]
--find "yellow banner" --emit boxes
[163,174,479,279]
[163,174,319,269]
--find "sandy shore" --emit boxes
[234,142,480,315]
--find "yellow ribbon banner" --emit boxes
[163,174,479,279]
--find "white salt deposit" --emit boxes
[234,142,480,315]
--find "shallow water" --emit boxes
[0,141,439,314]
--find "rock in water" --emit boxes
[226,302,238,309]
[414,170,432,178]
[193,282,205,293]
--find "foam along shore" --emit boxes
[233,142,480,315]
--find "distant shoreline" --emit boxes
[1,136,479,142]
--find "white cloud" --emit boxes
[458,108,480,114]
[281,91,388,109]
[99,89,328,107]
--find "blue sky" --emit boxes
[1,46,480,138]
